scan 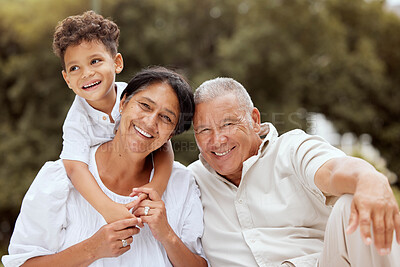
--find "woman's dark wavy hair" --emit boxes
[121,66,194,136]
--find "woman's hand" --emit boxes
[131,187,174,243]
[87,218,141,261]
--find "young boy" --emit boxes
[52,11,173,223]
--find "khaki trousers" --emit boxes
[319,194,400,267]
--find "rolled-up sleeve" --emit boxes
[2,161,72,267]
[289,130,346,202]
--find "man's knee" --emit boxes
[329,194,353,227]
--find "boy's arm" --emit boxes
[144,140,174,196]
[63,160,134,223]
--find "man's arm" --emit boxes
[315,156,400,254]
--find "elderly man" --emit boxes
[188,77,400,267]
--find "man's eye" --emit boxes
[69,66,79,72]
[91,59,101,64]
[199,128,210,134]
[223,123,233,127]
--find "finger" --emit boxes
[131,187,161,201]
[346,201,359,235]
[119,236,134,249]
[116,226,140,240]
[129,187,146,197]
[136,217,144,228]
[358,209,372,246]
[118,246,131,256]
[133,206,154,217]
[110,218,140,231]
[394,210,400,244]
[383,210,394,254]
[126,193,149,210]
[372,211,385,253]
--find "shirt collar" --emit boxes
[77,82,124,122]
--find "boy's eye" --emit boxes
[69,66,79,72]
[91,59,101,64]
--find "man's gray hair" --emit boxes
[194,77,254,113]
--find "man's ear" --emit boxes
[251,107,261,133]
[62,70,72,89]
[114,53,124,74]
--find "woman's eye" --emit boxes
[91,59,101,64]
[69,66,79,72]
[139,102,151,109]
[161,115,172,123]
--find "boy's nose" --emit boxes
[82,67,95,79]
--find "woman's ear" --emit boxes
[119,95,126,113]
[251,107,261,133]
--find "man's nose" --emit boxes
[211,130,228,146]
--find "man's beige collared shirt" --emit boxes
[189,123,345,267]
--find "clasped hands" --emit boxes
[89,188,171,260]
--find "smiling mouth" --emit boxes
[82,81,101,89]
[134,125,153,138]
[213,147,234,156]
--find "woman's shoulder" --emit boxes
[26,160,73,200]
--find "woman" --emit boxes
[3,67,207,266]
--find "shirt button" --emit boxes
[102,116,107,121]
[238,199,243,204]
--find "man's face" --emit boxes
[193,93,261,183]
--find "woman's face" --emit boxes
[119,82,179,154]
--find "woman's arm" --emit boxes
[22,218,140,267]
[132,188,207,267]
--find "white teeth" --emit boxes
[134,125,152,138]
[83,81,101,89]
[214,149,232,156]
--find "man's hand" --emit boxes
[346,172,400,255]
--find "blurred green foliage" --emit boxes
[1,0,400,254]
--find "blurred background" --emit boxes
[1,0,400,261]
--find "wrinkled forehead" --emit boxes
[193,103,248,128]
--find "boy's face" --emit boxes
[62,41,123,108]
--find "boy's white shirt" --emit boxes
[60,82,127,164]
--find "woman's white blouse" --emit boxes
[3,147,206,267]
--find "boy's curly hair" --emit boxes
[53,10,120,70]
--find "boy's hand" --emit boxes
[104,202,136,224]
[126,188,149,210]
